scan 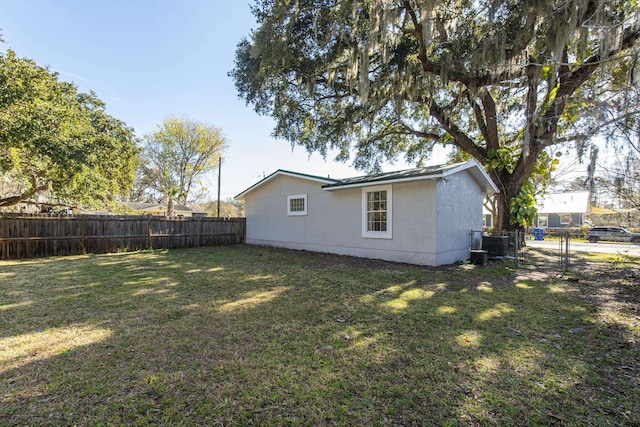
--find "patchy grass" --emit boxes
[1,245,638,426]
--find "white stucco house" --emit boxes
[235,160,499,266]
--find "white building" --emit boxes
[236,160,498,266]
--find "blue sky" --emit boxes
[1,0,448,201]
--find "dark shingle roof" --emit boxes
[322,162,467,189]
[235,160,499,199]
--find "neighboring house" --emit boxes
[123,202,201,217]
[534,191,590,228]
[236,160,498,266]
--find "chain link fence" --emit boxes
[471,229,574,270]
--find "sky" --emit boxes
[0,0,451,202]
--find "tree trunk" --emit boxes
[494,190,520,231]
[489,168,530,232]
[167,197,175,217]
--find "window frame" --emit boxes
[287,194,308,216]
[559,213,571,225]
[362,185,393,239]
[537,214,548,228]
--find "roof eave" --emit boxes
[322,173,445,191]
[323,160,499,194]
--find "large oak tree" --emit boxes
[1,49,139,210]
[231,0,640,229]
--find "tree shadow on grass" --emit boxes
[0,245,638,425]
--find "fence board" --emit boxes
[0,214,246,259]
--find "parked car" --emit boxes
[585,226,640,243]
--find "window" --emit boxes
[287,194,307,216]
[538,214,548,228]
[362,185,392,239]
[559,213,571,224]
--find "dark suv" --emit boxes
[585,227,640,243]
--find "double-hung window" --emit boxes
[362,185,392,238]
[287,194,307,216]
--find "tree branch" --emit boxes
[400,0,539,88]
[540,24,640,147]
[478,87,500,151]
[429,101,487,162]
[0,173,51,208]
[465,89,490,144]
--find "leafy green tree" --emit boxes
[231,0,640,230]
[195,198,245,217]
[0,49,139,209]
[134,117,228,206]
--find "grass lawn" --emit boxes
[1,245,638,426]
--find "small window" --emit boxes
[287,194,307,216]
[362,185,392,239]
[538,214,548,228]
[559,213,571,224]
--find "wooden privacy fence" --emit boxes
[0,214,246,260]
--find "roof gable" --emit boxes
[235,169,338,200]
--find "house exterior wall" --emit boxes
[244,175,361,253]
[244,171,482,266]
[435,172,484,265]
[535,213,583,228]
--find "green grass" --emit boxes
[1,245,638,426]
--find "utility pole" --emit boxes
[217,156,222,218]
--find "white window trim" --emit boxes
[287,194,308,216]
[538,213,548,228]
[362,184,392,239]
[559,213,571,224]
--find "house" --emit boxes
[123,202,204,217]
[534,191,590,228]
[235,160,499,266]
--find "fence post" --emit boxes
[196,217,201,247]
[565,233,570,270]
[0,216,4,259]
[81,216,87,254]
[147,215,152,250]
[515,229,519,267]
[560,232,570,270]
